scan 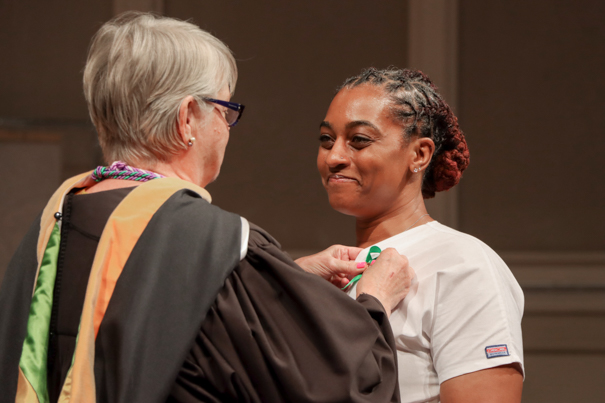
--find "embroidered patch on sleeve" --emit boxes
[485,344,510,359]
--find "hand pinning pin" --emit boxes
[342,245,382,291]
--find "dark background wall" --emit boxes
[458,0,605,252]
[1,1,604,401]
[456,2,605,401]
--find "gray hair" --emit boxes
[83,12,238,164]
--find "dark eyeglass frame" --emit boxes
[203,98,245,127]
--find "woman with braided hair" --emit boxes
[317,67,524,402]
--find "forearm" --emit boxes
[440,364,523,403]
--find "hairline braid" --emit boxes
[338,67,470,199]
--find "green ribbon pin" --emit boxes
[342,245,382,291]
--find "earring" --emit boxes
[188,137,196,147]
[413,167,419,173]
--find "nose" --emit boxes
[325,139,350,170]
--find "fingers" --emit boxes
[331,259,367,277]
[343,246,364,261]
[327,244,364,262]
[356,248,413,315]
[380,247,409,265]
[296,245,367,286]
[408,265,416,281]
[329,272,355,288]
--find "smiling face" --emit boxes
[317,84,417,219]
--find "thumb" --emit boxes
[332,259,366,277]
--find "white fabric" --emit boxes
[348,221,524,403]
[239,217,250,261]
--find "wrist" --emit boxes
[357,292,391,319]
[357,288,391,316]
[295,255,326,278]
[294,256,312,272]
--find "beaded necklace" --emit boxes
[91,161,165,182]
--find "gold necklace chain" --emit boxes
[403,213,430,233]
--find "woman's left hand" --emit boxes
[295,245,367,287]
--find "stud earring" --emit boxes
[413,167,419,173]
[188,137,196,147]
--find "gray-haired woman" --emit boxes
[0,12,413,403]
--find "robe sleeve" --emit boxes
[168,224,400,403]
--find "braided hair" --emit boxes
[339,67,470,199]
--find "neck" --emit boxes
[141,161,197,184]
[355,193,432,248]
[139,153,208,188]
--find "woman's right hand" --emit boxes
[356,248,415,317]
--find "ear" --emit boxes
[177,96,197,145]
[410,137,435,173]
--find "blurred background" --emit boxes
[1,0,603,401]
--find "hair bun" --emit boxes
[433,135,470,192]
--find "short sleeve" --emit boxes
[430,244,524,383]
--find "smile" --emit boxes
[327,174,359,184]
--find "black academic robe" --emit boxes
[0,174,399,403]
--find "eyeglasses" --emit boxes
[203,98,245,127]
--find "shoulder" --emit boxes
[247,222,282,250]
[426,222,497,253]
[132,189,245,264]
[417,222,509,274]
[393,223,523,306]
[153,189,242,230]
[153,190,287,263]
[430,223,521,292]
[419,224,524,322]
[377,222,508,277]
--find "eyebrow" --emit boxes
[319,120,380,131]
[346,120,380,131]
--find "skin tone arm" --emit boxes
[440,364,523,403]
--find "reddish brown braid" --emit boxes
[339,67,470,199]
